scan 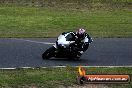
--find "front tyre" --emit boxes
[42,46,56,59]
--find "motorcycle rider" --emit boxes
[57,28,93,58]
[74,28,93,57]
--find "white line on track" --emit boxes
[13,38,55,45]
[0,66,132,70]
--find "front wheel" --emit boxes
[42,46,56,59]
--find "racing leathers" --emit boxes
[56,31,93,57]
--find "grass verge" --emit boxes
[0,0,131,38]
[0,67,132,88]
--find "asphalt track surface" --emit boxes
[0,38,132,68]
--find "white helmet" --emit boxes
[76,28,86,40]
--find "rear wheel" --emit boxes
[42,46,56,59]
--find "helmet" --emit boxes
[76,28,86,40]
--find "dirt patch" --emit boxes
[59,84,111,88]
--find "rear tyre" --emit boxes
[42,46,56,59]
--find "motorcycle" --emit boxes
[42,32,92,60]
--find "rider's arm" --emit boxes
[84,33,93,44]
[81,34,93,51]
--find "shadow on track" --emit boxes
[43,57,99,64]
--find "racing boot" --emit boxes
[76,51,84,58]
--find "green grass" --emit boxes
[0,67,132,88]
[0,0,132,38]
